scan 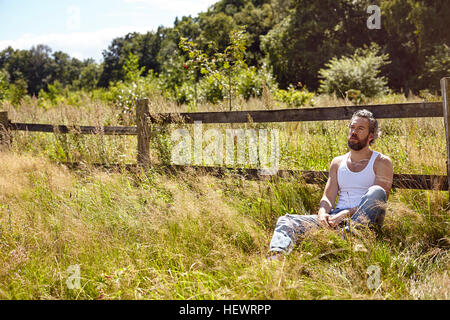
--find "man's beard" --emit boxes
[347,135,369,151]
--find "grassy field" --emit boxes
[0,92,448,299]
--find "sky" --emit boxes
[0,0,218,62]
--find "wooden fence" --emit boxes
[0,77,449,196]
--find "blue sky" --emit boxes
[0,0,218,62]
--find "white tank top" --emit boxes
[335,151,379,209]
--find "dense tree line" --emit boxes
[0,44,101,96]
[1,0,449,99]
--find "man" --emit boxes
[268,109,393,259]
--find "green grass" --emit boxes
[0,92,448,299]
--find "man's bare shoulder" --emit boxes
[329,154,347,171]
[374,152,393,169]
[331,154,347,166]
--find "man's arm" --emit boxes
[329,154,393,228]
[317,157,340,227]
[373,154,394,200]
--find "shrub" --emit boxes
[318,43,391,98]
[108,53,159,123]
[420,44,450,91]
[8,78,28,106]
[172,82,196,105]
[198,73,224,104]
[0,69,9,103]
[37,81,69,109]
[273,85,315,107]
[236,66,262,100]
[235,66,277,101]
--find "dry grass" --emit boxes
[0,92,448,300]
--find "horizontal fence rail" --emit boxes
[1,77,449,196]
[149,102,443,124]
[60,162,449,191]
[0,101,447,191]
[6,102,442,135]
[10,123,137,135]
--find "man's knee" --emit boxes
[275,214,295,231]
[355,185,387,226]
[365,185,387,202]
[276,214,291,225]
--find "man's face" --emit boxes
[347,117,372,151]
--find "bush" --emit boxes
[37,81,69,109]
[235,67,262,100]
[170,66,277,106]
[420,44,450,91]
[198,73,224,104]
[273,85,315,107]
[108,77,156,123]
[172,82,196,105]
[0,69,9,103]
[8,78,28,106]
[235,66,277,101]
[318,43,391,98]
[107,52,159,122]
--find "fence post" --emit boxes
[441,77,450,206]
[136,99,150,168]
[0,111,10,150]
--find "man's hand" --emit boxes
[317,157,340,229]
[318,211,332,228]
[328,210,350,228]
[329,207,358,228]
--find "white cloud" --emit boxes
[0,26,151,62]
[0,1,218,62]
[124,0,217,16]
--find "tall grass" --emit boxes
[0,92,448,299]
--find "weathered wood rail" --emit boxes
[8,123,137,135]
[0,77,449,195]
[148,102,443,124]
[59,163,449,191]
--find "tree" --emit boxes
[123,52,145,83]
[380,0,450,92]
[261,0,376,90]
[173,15,201,42]
[420,44,450,91]
[98,33,136,87]
[179,26,265,108]
[72,60,102,91]
[98,30,166,87]
[233,1,275,66]
[318,43,391,98]
[50,51,85,88]
[0,69,9,102]
[0,44,54,96]
[0,45,94,96]
[197,12,237,53]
